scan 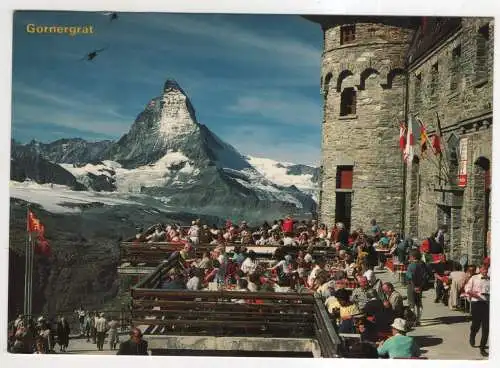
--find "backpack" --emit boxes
[408,262,430,290]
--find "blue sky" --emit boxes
[11,11,323,165]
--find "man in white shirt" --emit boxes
[307,258,326,288]
[464,266,490,357]
[95,313,108,351]
[241,251,258,275]
[188,221,200,245]
[283,234,297,246]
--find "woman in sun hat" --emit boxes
[377,318,420,358]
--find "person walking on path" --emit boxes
[464,265,490,357]
[56,316,70,352]
[89,311,97,343]
[84,312,92,342]
[94,312,108,351]
[117,328,149,355]
[75,306,86,337]
[405,250,429,326]
[108,317,120,351]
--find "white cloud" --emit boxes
[12,83,131,137]
[227,91,321,126]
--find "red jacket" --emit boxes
[282,219,294,233]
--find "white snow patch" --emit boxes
[9,181,143,213]
[113,151,191,192]
[60,163,115,178]
[245,156,317,191]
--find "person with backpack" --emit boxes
[405,249,429,326]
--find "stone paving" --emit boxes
[58,270,488,359]
[378,269,488,360]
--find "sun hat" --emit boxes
[391,318,407,332]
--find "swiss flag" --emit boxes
[399,122,406,152]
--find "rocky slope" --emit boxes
[8,197,221,321]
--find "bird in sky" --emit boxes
[81,46,109,61]
[102,12,119,22]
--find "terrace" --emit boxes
[129,256,343,357]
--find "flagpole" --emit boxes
[28,230,33,318]
[24,204,30,317]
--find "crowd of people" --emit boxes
[9,216,490,358]
[8,308,125,354]
[144,217,490,358]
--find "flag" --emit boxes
[432,134,442,155]
[27,210,41,232]
[399,122,406,152]
[27,210,51,256]
[403,116,419,164]
[419,119,429,157]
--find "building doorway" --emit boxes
[335,192,352,232]
[335,166,353,232]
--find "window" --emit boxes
[336,166,353,189]
[340,88,356,116]
[450,45,461,90]
[476,24,490,80]
[430,62,439,98]
[340,25,356,45]
[414,73,422,105]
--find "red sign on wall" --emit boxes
[458,138,468,187]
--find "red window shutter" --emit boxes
[340,168,353,189]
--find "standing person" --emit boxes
[95,312,108,351]
[405,250,428,326]
[108,317,120,351]
[464,265,490,357]
[84,312,92,342]
[91,311,98,344]
[117,328,149,355]
[369,219,382,241]
[56,316,70,352]
[75,306,86,337]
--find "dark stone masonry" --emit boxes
[308,16,493,266]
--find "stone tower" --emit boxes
[308,17,416,232]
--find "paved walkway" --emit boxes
[378,269,488,360]
[58,270,488,359]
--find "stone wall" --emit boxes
[319,21,414,231]
[405,17,493,264]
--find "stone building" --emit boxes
[308,16,493,265]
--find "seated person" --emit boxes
[363,289,392,332]
[377,318,420,359]
[356,317,378,343]
[329,289,362,334]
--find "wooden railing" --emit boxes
[120,242,338,266]
[129,257,341,357]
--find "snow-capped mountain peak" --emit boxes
[11,79,318,221]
